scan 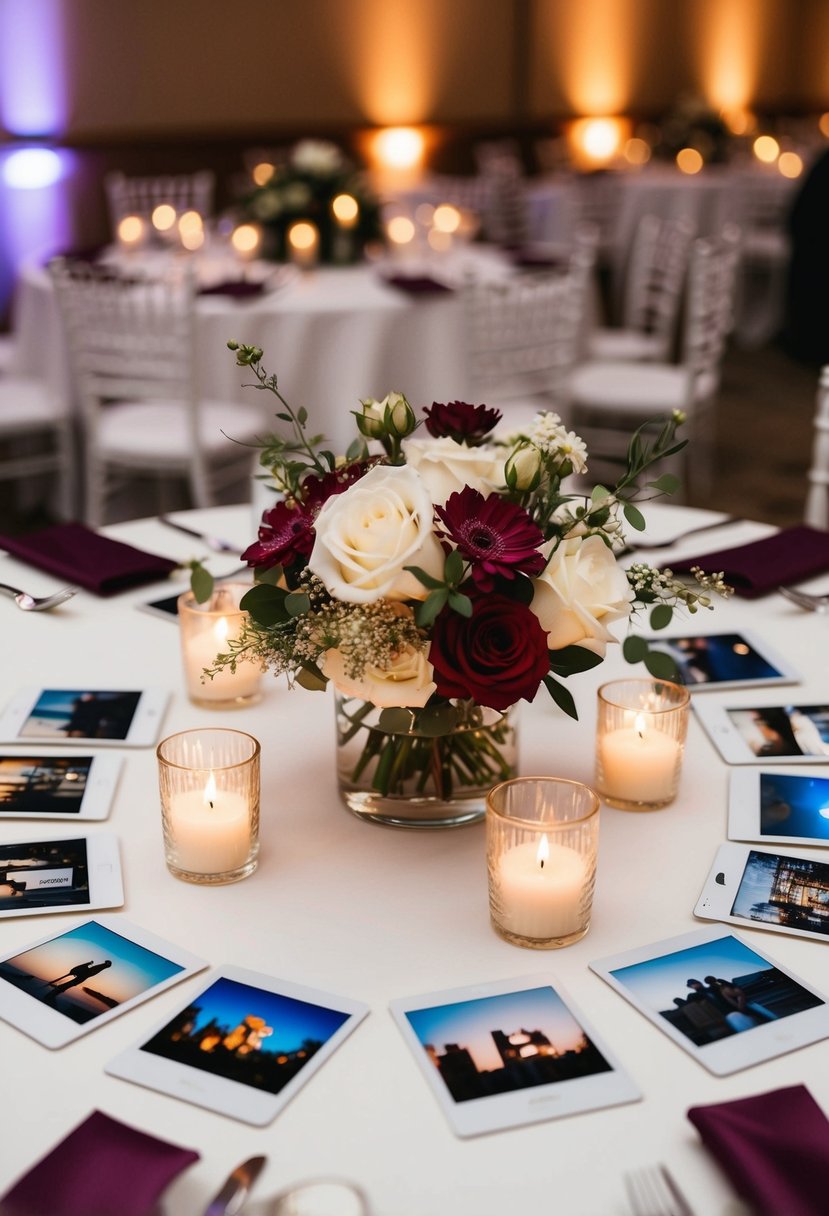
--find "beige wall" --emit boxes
[6,0,827,140]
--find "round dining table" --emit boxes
[1,502,827,1216]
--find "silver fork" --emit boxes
[618,515,740,556]
[0,582,78,612]
[625,1164,694,1216]
[778,585,829,612]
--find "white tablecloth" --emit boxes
[12,250,516,455]
[2,504,828,1214]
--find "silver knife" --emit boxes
[203,1155,267,1216]
[157,514,241,554]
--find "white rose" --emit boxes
[321,645,436,708]
[531,534,634,655]
[402,436,505,507]
[308,464,444,603]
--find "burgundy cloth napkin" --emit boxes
[198,279,266,299]
[382,274,454,296]
[0,522,178,596]
[0,1110,199,1216]
[669,525,829,599]
[688,1085,829,1216]
[510,249,566,270]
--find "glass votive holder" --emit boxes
[269,1178,371,1216]
[487,777,600,949]
[595,678,690,811]
[157,728,260,884]
[178,582,261,708]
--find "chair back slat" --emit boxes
[806,366,829,529]
[105,170,215,229]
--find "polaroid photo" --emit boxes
[695,843,829,944]
[0,753,121,820]
[638,631,798,692]
[0,916,206,1048]
[590,926,829,1076]
[0,688,169,748]
[694,700,829,765]
[106,966,369,1127]
[0,833,123,919]
[728,769,829,847]
[389,974,640,1138]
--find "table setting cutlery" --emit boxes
[777,584,829,612]
[202,1154,267,1216]
[0,581,78,612]
[617,514,741,556]
[624,1163,694,1216]
[157,514,242,554]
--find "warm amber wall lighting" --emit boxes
[778,151,803,178]
[753,134,780,163]
[721,107,756,136]
[676,148,704,175]
[819,113,829,138]
[373,126,425,170]
[694,0,758,111]
[567,116,630,168]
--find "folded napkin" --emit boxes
[0,522,178,596]
[198,278,266,299]
[688,1085,829,1216]
[669,525,829,599]
[382,274,454,296]
[0,1109,199,1216]
[510,249,566,270]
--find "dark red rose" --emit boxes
[300,461,370,510]
[428,594,550,710]
[435,487,545,591]
[423,401,502,446]
[242,500,315,570]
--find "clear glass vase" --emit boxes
[335,695,518,829]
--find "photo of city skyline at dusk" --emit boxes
[0,756,92,816]
[405,985,612,1103]
[732,850,829,936]
[0,920,184,1025]
[760,773,829,841]
[140,976,352,1096]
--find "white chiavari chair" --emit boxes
[104,170,215,232]
[805,366,829,530]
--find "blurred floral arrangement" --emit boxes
[240,139,381,264]
[654,94,732,164]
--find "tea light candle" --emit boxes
[117,214,145,251]
[497,835,587,940]
[167,772,251,875]
[287,220,319,268]
[178,583,261,708]
[598,712,681,804]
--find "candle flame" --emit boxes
[536,834,550,870]
[203,772,217,810]
[214,616,229,644]
[634,712,647,739]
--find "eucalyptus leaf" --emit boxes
[295,664,328,692]
[448,591,473,617]
[190,564,214,604]
[417,703,461,737]
[623,502,647,531]
[285,591,311,616]
[378,707,416,735]
[444,549,464,585]
[644,650,680,680]
[404,565,445,591]
[240,582,289,625]
[591,484,610,504]
[548,644,604,675]
[622,635,648,663]
[650,603,674,630]
[415,588,449,628]
[647,473,680,495]
[255,565,284,586]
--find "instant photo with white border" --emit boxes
[0,688,169,748]
[0,753,121,820]
[590,926,829,1076]
[389,973,640,1138]
[695,843,829,944]
[728,768,829,846]
[639,630,798,692]
[694,700,829,765]
[0,916,206,1048]
[106,965,369,1127]
[0,833,123,919]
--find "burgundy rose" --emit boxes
[301,461,370,510]
[435,487,545,591]
[241,500,315,571]
[423,401,502,446]
[429,593,550,710]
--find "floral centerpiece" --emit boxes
[206,342,727,828]
[240,139,381,264]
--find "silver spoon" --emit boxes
[778,585,829,612]
[0,582,78,611]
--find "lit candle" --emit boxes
[496,834,588,941]
[117,214,145,251]
[598,712,681,805]
[331,194,359,263]
[167,772,251,875]
[287,220,319,268]
[231,222,261,260]
[151,203,177,234]
[178,584,261,707]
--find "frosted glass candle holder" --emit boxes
[158,728,260,884]
[595,678,690,811]
[487,777,600,949]
[178,582,261,708]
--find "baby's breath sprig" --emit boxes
[622,562,733,678]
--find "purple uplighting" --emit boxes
[0,0,67,136]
